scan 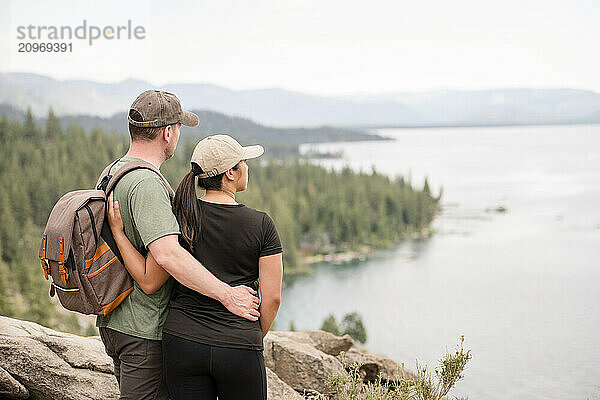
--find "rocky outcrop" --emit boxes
[266,367,304,400]
[0,316,414,399]
[304,331,354,356]
[0,316,118,400]
[264,331,345,395]
[263,330,415,396]
[0,366,29,399]
[339,347,417,382]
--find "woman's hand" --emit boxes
[106,192,124,235]
[104,192,170,294]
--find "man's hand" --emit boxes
[149,236,261,320]
[221,285,261,321]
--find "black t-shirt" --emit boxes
[162,199,282,350]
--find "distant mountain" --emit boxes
[1,72,600,127]
[0,72,416,127]
[0,103,385,156]
[344,88,600,127]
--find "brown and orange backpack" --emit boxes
[39,159,174,316]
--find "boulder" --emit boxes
[0,315,415,399]
[339,347,417,382]
[0,366,29,399]
[264,332,344,394]
[305,330,353,356]
[0,316,119,400]
[266,330,353,356]
[266,367,303,400]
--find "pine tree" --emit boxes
[0,114,8,142]
[423,176,431,196]
[46,108,63,138]
[0,243,14,316]
[23,108,38,139]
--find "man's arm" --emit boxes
[127,173,260,320]
[148,234,261,321]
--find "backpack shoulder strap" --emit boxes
[96,158,121,191]
[102,160,175,198]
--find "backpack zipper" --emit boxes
[51,282,80,292]
[84,204,99,248]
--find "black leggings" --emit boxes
[162,333,267,400]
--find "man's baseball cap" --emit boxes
[128,90,199,128]
[191,135,264,178]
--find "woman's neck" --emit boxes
[201,189,237,204]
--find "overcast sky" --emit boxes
[1,0,599,96]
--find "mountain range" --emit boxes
[0,103,383,156]
[1,72,600,127]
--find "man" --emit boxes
[97,90,260,399]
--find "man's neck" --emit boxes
[125,142,165,168]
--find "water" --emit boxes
[276,125,600,400]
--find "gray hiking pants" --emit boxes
[99,327,169,400]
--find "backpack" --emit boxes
[39,159,175,316]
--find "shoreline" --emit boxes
[284,227,436,276]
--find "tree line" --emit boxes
[0,110,440,334]
[0,104,387,158]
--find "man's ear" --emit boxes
[162,125,172,143]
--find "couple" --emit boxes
[97,90,283,400]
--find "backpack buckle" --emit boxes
[58,237,69,285]
[41,234,49,280]
[41,259,50,280]
[97,174,112,192]
[59,263,69,286]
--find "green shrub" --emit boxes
[328,337,471,400]
[341,312,367,344]
[321,312,367,344]
[321,314,341,336]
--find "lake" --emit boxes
[276,124,600,400]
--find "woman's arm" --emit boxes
[258,253,283,337]
[106,192,170,294]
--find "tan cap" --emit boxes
[191,135,264,178]
[128,90,199,128]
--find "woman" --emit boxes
[106,134,283,400]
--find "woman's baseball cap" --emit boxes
[191,135,264,178]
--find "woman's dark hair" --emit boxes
[173,161,240,250]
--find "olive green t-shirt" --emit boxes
[96,156,180,340]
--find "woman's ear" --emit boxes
[223,168,234,182]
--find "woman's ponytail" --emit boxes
[173,163,203,251]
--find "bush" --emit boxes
[341,312,367,344]
[321,312,367,344]
[328,336,471,400]
[321,314,341,336]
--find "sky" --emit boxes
[1,0,599,96]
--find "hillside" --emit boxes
[0,104,385,157]
[2,72,600,127]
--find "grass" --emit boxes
[326,336,471,400]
